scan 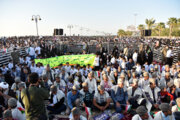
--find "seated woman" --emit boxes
[47,85,66,114]
[93,85,111,111]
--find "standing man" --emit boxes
[21,73,49,120]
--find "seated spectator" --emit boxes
[8,98,26,120]
[70,107,87,120]
[85,73,97,93]
[93,85,111,111]
[172,98,180,120]
[67,85,80,114]
[111,79,129,113]
[144,78,161,111]
[100,74,113,93]
[80,82,93,108]
[154,103,175,120]
[54,74,66,93]
[42,64,54,82]
[47,85,66,114]
[127,79,145,108]
[132,106,153,120]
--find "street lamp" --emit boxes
[67,25,73,36]
[32,15,41,36]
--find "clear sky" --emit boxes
[0,0,179,36]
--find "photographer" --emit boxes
[21,72,49,120]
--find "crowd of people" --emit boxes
[0,36,180,120]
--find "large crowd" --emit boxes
[0,36,180,120]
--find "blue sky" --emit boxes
[0,0,179,36]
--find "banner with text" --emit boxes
[35,54,96,68]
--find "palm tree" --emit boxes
[117,29,126,37]
[145,18,156,29]
[167,17,177,37]
[138,24,145,31]
[156,22,165,36]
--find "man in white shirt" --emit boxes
[70,107,87,120]
[94,54,100,71]
[132,50,138,64]
[8,60,13,70]
[132,106,153,120]
[85,73,97,93]
[65,62,71,75]
[28,45,35,60]
[154,103,175,120]
[110,55,116,65]
[166,47,173,66]
[8,98,26,120]
[35,45,41,55]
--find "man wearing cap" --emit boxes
[80,82,93,108]
[109,69,119,84]
[21,72,49,120]
[67,85,80,114]
[144,78,161,110]
[85,73,97,93]
[3,110,13,120]
[54,74,67,93]
[47,85,66,114]
[8,98,26,120]
[119,73,129,88]
[70,107,87,120]
[93,85,111,111]
[127,79,145,108]
[138,72,150,89]
[154,103,175,120]
[59,68,69,83]
[100,74,113,93]
[64,62,71,75]
[159,72,173,88]
[111,79,129,113]
[161,65,170,77]
[42,64,54,82]
[42,74,52,90]
[132,106,153,120]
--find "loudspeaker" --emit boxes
[59,29,63,35]
[141,30,151,36]
[54,29,63,35]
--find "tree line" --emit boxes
[117,17,180,37]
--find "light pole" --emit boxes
[134,13,137,31]
[31,15,41,36]
[67,25,73,36]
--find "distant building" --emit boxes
[126,25,136,31]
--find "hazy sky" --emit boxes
[0,0,179,36]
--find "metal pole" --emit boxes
[35,18,39,36]
[134,13,137,31]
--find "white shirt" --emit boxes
[65,65,71,73]
[132,113,153,120]
[8,63,13,70]
[94,56,100,66]
[28,47,35,56]
[11,107,26,120]
[85,78,97,92]
[111,57,116,64]
[132,52,138,63]
[166,49,173,58]
[35,46,41,55]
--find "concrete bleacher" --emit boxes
[0,47,28,67]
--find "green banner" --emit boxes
[35,54,96,68]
